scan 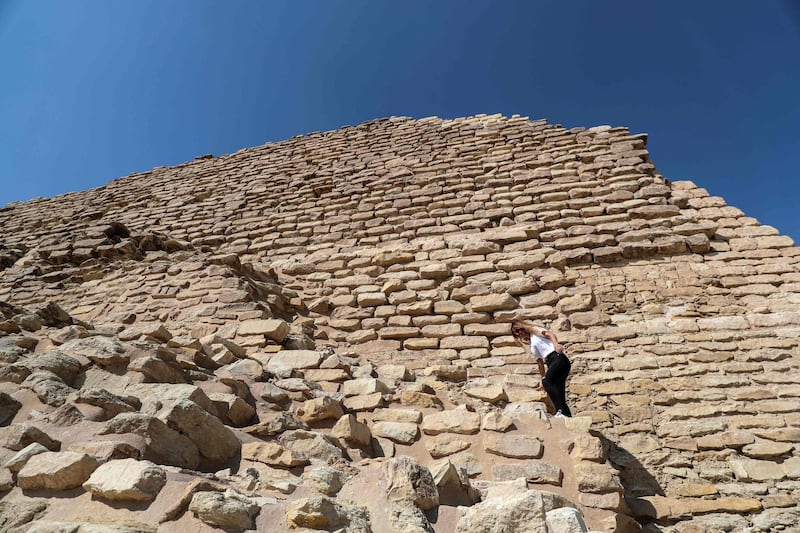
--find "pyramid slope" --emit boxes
[0,114,798,532]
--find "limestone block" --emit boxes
[18,451,99,490]
[356,292,387,307]
[421,407,480,435]
[331,414,371,447]
[546,507,589,532]
[265,350,322,376]
[190,490,261,530]
[470,293,518,312]
[372,421,419,444]
[492,462,562,485]
[342,377,389,396]
[573,461,623,493]
[296,396,344,423]
[384,456,438,509]
[464,383,506,403]
[0,424,61,451]
[343,392,383,411]
[440,336,489,350]
[485,434,543,459]
[158,400,240,467]
[286,496,370,532]
[83,458,166,502]
[455,489,548,533]
[237,319,289,342]
[242,442,309,468]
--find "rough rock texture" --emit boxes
[82,458,166,502]
[0,114,798,531]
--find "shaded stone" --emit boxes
[385,455,439,510]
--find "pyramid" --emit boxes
[0,114,798,532]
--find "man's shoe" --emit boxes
[554,410,567,419]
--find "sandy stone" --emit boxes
[455,489,548,533]
[421,407,481,435]
[372,421,419,444]
[546,507,589,533]
[242,441,308,468]
[573,461,623,493]
[286,496,370,532]
[331,414,372,447]
[296,396,344,423]
[18,451,99,490]
[83,458,166,501]
[492,462,562,485]
[486,434,543,459]
[426,434,471,459]
[190,490,260,530]
[385,456,438,510]
[464,383,506,403]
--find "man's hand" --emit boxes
[555,343,564,353]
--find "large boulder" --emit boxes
[20,372,72,407]
[83,458,166,502]
[384,456,439,511]
[421,407,480,435]
[17,451,99,490]
[60,335,130,367]
[158,400,240,468]
[455,489,548,533]
[101,412,200,469]
[279,430,344,464]
[23,352,82,386]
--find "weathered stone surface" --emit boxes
[385,455,439,510]
[492,462,563,485]
[60,335,130,367]
[0,424,60,451]
[455,489,548,533]
[189,490,260,530]
[296,395,344,423]
[421,407,481,435]
[286,496,370,532]
[3,442,49,473]
[101,412,200,469]
[18,451,99,490]
[158,399,240,467]
[83,458,166,501]
[546,507,589,533]
[242,441,308,468]
[331,414,372,447]
[485,434,543,459]
[372,421,419,444]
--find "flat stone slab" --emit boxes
[485,434,543,459]
[492,462,563,485]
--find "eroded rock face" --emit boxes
[286,496,370,532]
[189,490,260,530]
[455,489,548,533]
[17,451,99,490]
[82,458,166,502]
[101,413,200,469]
[157,399,240,468]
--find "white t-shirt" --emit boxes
[528,334,555,361]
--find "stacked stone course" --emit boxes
[0,114,798,532]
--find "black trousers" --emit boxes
[542,351,571,416]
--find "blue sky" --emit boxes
[1,1,799,241]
